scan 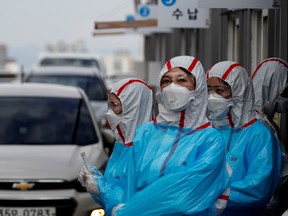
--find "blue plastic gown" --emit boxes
[113,122,230,216]
[219,120,283,216]
[88,142,134,215]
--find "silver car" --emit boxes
[24,66,108,126]
[0,83,108,216]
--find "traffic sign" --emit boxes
[126,15,135,21]
[161,0,176,7]
[139,6,150,17]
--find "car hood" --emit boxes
[0,145,102,180]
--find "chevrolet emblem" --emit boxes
[12,182,35,190]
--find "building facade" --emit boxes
[141,0,288,150]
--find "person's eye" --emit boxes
[161,79,170,84]
[109,102,118,107]
[216,89,224,94]
[178,78,187,82]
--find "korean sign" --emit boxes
[158,0,210,28]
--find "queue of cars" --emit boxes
[0,53,113,216]
[0,83,108,216]
[24,66,108,126]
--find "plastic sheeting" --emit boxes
[114,122,230,215]
[87,142,134,215]
[219,120,283,215]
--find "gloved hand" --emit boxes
[112,203,124,216]
[78,165,100,194]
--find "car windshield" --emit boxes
[0,97,98,145]
[26,75,108,101]
[40,58,100,69]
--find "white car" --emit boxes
[24,66,108,126]
[0,83,108,216]
[35,52,107,78]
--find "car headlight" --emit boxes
[90,208,105,216]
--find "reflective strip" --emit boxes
[166,60,172,70]
[124,142,133,147]
[219,195,229,200]
[116,79,152,96]
[188,58,199,72]
[251,58,288,80]
[227,113,234,128]
[196,122,211,129]
[241,118,257,128]
[179,110,186,128]
[222,63,242,81]
[116,125,125,143]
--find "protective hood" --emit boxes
[156,55,209,129]
[251,57,288,117]
[109,78,153,146]
[206,61,255,128]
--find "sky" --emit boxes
[0,0,143,69]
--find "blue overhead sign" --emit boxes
[161,0,176,7]
[139,6,150,17]
[126,15,135,21]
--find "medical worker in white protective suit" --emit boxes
[251,57,288,216]
[251,57,288,151]
[78,78,153,215]
[112,56,230,216]
[206,61,283,216]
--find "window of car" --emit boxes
[0,97,98,145]
[26,75,108,101]
[39,58,100,69]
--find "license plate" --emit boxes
[0,207,56,216]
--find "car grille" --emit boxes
[0,198,77,216]
[0,179,85,192]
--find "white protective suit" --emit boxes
[207,61,283,216]
[251,57,288,119]
[114,56,230,216]
[251,57,288,215]
[79,78,153,215]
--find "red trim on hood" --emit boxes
[222,63,242,81]
[116,79,152,96]
[196,122,211,129]
[241,118,257,128]
[179,110,186,128]
[206,70,210,79]
[166,60,172,70]
[206,65,213,80]
[116,125,125,143]
[251,58,288,80]
[188,58,199,72]
[227,113,234,128]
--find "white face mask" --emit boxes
[156,83,195,112]
[105,109,122,130]
[207,92,233,119]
